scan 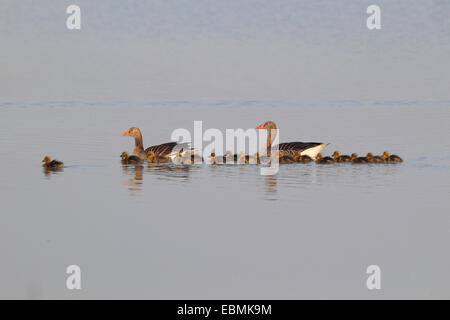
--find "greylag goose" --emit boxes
[256,121,329,159]
[122,127,192,161]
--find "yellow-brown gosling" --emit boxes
[42,156,64,168]
[278,153,296,164]
[209,152,219,164]
[366,152,384,163]
[383,151,403,163]
[333,151,351,163]
[316,153,335,164]
[121,151,142,164]
[294,152,313,163]
[350,153,368,164]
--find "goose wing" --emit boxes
[145,142,193,157]
[278,142,329,158]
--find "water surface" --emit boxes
[1,100,449,298]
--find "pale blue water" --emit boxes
[1,0,450,300]
[0,100,449,298]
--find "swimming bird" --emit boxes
[237,152,246,165]
[256,121,329,159]
[315,153,335,164]
[122,127,193,161]
[171,151,191,164]
[147,151,170,164]
[383,151,403,163]
[247,152,260,164]
[279,154,296,164]
[120,151,142,164]
[190,153,204,164]
[294,152,313,163]
[332,151,351,163]
[209,152,219,164]
[223,151,234,164]
[42,156,64,168]
[366,152,384,163]
[351,153,368,164]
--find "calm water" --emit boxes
[0,100,449,299]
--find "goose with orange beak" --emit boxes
[256,121,329,159]
[122,127,193,161]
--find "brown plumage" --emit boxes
[120,151,142,164]
[315,153,335,164]
[383,151,403,163]
[279,154,296,164]
[294,152,313,163]
[255,121,329,158]
[333,151,351,163]
[122,127,192,161]
[42,156,64,168]
[351,153,368,164]
[147,151,170,163]
[366,152,384,163]
[209,152,219,164]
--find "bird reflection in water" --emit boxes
[121,164,144,193]
[146,163,192,183]
[263,175,278,201]
[43,167,63,178]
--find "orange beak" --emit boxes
[256,124,265,129]
[122,131,130,136]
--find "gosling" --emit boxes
[315,153,335,164]
[350,153,368,164]
[366,152,384,163]
[383,151,403,163]
[42,156,64,168]
[333,151,351,163]
[121,151,142,164]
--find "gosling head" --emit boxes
[351,153,358,160]
[120,152,129,160]
[316,153,323,160]
[42,156,52,165]
[210,152,216,159]
[383,151,390,159]
[333,151,340,159]
[366,152,374,159]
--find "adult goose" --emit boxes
[122,127,191,161]
[256,121,329,159]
